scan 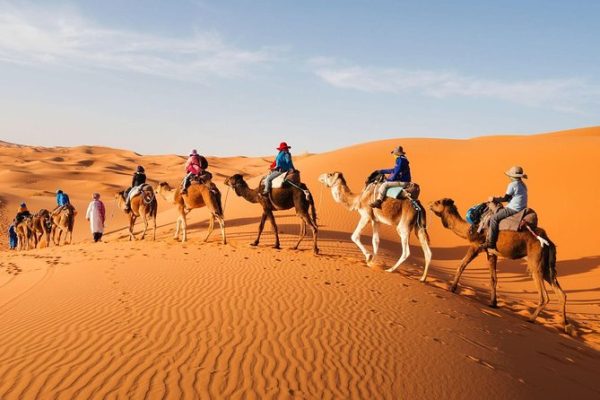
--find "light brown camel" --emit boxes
[224,173,318,254]
[156,181,226,244]
[429,198,568,331]
[51,205,75,245]
[116,184,157,241]
[318,172,432,281]
[32,209,52,248]
[15,216,36,250]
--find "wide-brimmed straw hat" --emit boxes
[391,146,406,156]
[505,165,528,179]
[277,142,291,151]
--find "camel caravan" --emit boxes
[6,142,570,332]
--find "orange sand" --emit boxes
[0,127,599,398]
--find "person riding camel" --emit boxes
[262,142,295,197]
[125,166,147,212]
[15,202,31,224]
[480,166,528,250]
[369,146,412,209]
[181,149,206,194]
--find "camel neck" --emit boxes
[332,181,359,210]
[236,183,260,204]
[442,207,470,239]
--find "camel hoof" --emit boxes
[449,284,458,293]
[489,302,498,309]
[250,241,259,247]
[366,254,373,263]
[385,267,396,273]
[313,248,320,255]
[419,277,427,283]
[273,245,281,250]
[564,324,574,335]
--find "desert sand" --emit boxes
[0,127,599,399]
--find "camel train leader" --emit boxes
[480,165,528,250]
[262,141,295,197]
[124,166,147,212]
[369,145,412,209]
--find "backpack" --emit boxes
[193,155,209,170]
[466,203,488,225]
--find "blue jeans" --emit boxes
[263,170,285,194]
[487,207,518,246]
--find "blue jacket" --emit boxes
[56,192,70,206]
[379,156,411,182]
[275,151,295,172]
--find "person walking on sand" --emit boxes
[86,193,106,243]
[8,221,18,250]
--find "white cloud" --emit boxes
[0,2,273,81]
[314,61,598,113]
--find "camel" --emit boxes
[116,184,157,241]
[224,173,318,254]
[429,198,568,330]
[156,181,226,244]
[32,209,52,248]
[15,216,36,250]
[318,172,432,281]
[51,205,75,245]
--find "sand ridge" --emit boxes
[0,127,599,398]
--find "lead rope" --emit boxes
[223,186,230,216]
[284,179,312,201]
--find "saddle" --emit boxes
[477,202,538,234]
[365,172,420,200]
[262,170,301,190]
[190,171,213,186]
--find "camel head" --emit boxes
[156,182,172,196]
[318,172,345,188]
[429,198,456,217]
[224,174,249,195]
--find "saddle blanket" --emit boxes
[479,205,538,233]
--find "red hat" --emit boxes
[277,142,291,151]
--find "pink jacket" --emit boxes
[185,155,202,175]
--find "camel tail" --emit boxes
[210,184,224,218]
[413,200,430,244]
[542,238,558,284]
[302,183,318,224]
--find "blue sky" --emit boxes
[0,0,598,155]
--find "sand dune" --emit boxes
[0,127,599,398]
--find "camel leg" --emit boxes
[140,213,148,240]
[267,211,281,249]
[174,216,180,240]
[251,213,268,247]
[551,278,569,329]
[309,216,319,255]
[417,228,432,282]
[351,212,372,263]
[450,246,479,292]
[217,217,226,245]
[486,253,498,308]
[203,214,215,242]
[386,223,411,273]
[129,215,137,241]
[529,257,550,323]
[153,215,157,241]
[371,221,380,257]
[181,213,188,243]
[292,218,306,250]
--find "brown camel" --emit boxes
[116,184,157,241]
[51,205,75,245]
[429,198,568,331]
[15,216,36,250]
[32,209,52,248]
[319,172,432,281]
[224,173,318,254]
[156,181,226,244]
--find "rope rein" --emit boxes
[283,179,312,200]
